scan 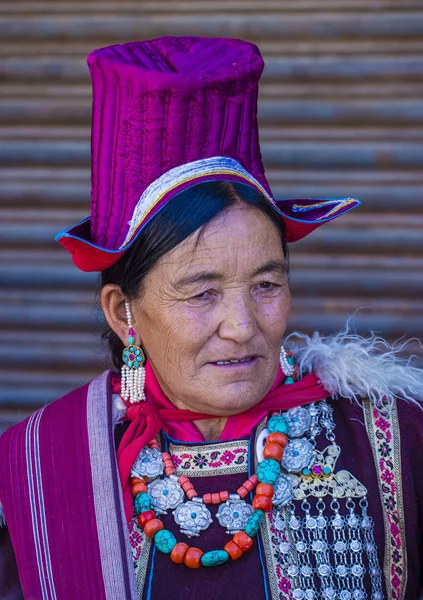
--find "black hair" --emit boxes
[101,181,289,369]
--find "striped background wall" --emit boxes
[1,0,422,431]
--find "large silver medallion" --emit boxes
[216,499,254,534]
[281,438,314,473]
[284,407,311,438]
[131,446,164,479]
[147,477,184,515]
[273,473,293,507]
[173,500,212,537]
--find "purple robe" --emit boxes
[0,371,422,599]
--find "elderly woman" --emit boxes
[0,37,422,600]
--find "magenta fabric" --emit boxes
[0,373,137,600]
[55,36,360,272]
[82,37,265,252]
[0,383,107,599]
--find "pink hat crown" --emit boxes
[87,37,267,251]
[56,36,359,272]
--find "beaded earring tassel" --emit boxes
[121,300,146,403]
[280,346,296,384]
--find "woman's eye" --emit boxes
[258,281,278,290]
[189,290,214,302]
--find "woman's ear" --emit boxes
[100,284,128,347]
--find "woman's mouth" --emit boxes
[215,357,254,365]
[210,356,258,368]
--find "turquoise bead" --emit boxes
[257,458,281,484]
[283,376,295,385]
[245,510,264,537]
[268,414,290,435]
[127,336,135,344]
[154,529,177,553]
[134,492,151,515]
[287,355,295,365]
[201,550,229,567]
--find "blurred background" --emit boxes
[1,0,423,432]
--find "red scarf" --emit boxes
[115,364,330,522]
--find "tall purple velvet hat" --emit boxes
[56,37,359,272]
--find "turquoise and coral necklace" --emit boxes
[131,412,290,568]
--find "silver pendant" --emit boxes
[147,477,184,515]
[284,406,311,438]
[216,499,254,534]
[131,446,164,479]
[173,500,212,538]
[273,473,293,507]
[281,438,314,473]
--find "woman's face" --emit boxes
[132,203,291,416]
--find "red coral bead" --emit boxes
[243,479,255,492]
[256,483,274,498]
[224,540,243,560]
[263,442,284,462]
[252,494,272,512]
[184,547,203,568]
[137,510,156,529]
[170,542,189,564]
[143,518,164,538]
[233,531,253,551]
[132,482,148,496]
[267,432,288,448]
[237,485,249,498]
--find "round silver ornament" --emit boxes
[147,477,184,515]
[284,406,311,438]
[216,499,253,534]
[273,472,293,507]
[173,500,212,538]
[131,446,164,479]
[281,438,314,473]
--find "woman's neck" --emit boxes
[193,417,228,441]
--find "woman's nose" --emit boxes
[217,295,257,343]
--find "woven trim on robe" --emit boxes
[363,399,407,600]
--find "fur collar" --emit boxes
[287,324,423,412]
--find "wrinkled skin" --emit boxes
[102,204,291,439]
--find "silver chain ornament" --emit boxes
[265,400,384,599]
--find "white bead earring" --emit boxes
[280,346,295,378]
[121,300,146,404]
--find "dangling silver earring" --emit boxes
[121,300,146,403]
[280,346,295,377]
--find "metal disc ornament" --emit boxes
[284,407,311,438]
[147,477,184,515]
[273,473,294,507]
[131,446,164,479]
[281,438,314,473]
[216,499,254,534]
[173,501,212,538]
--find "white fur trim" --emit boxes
[287,322,423,412]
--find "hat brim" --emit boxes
[56,196,360,272]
